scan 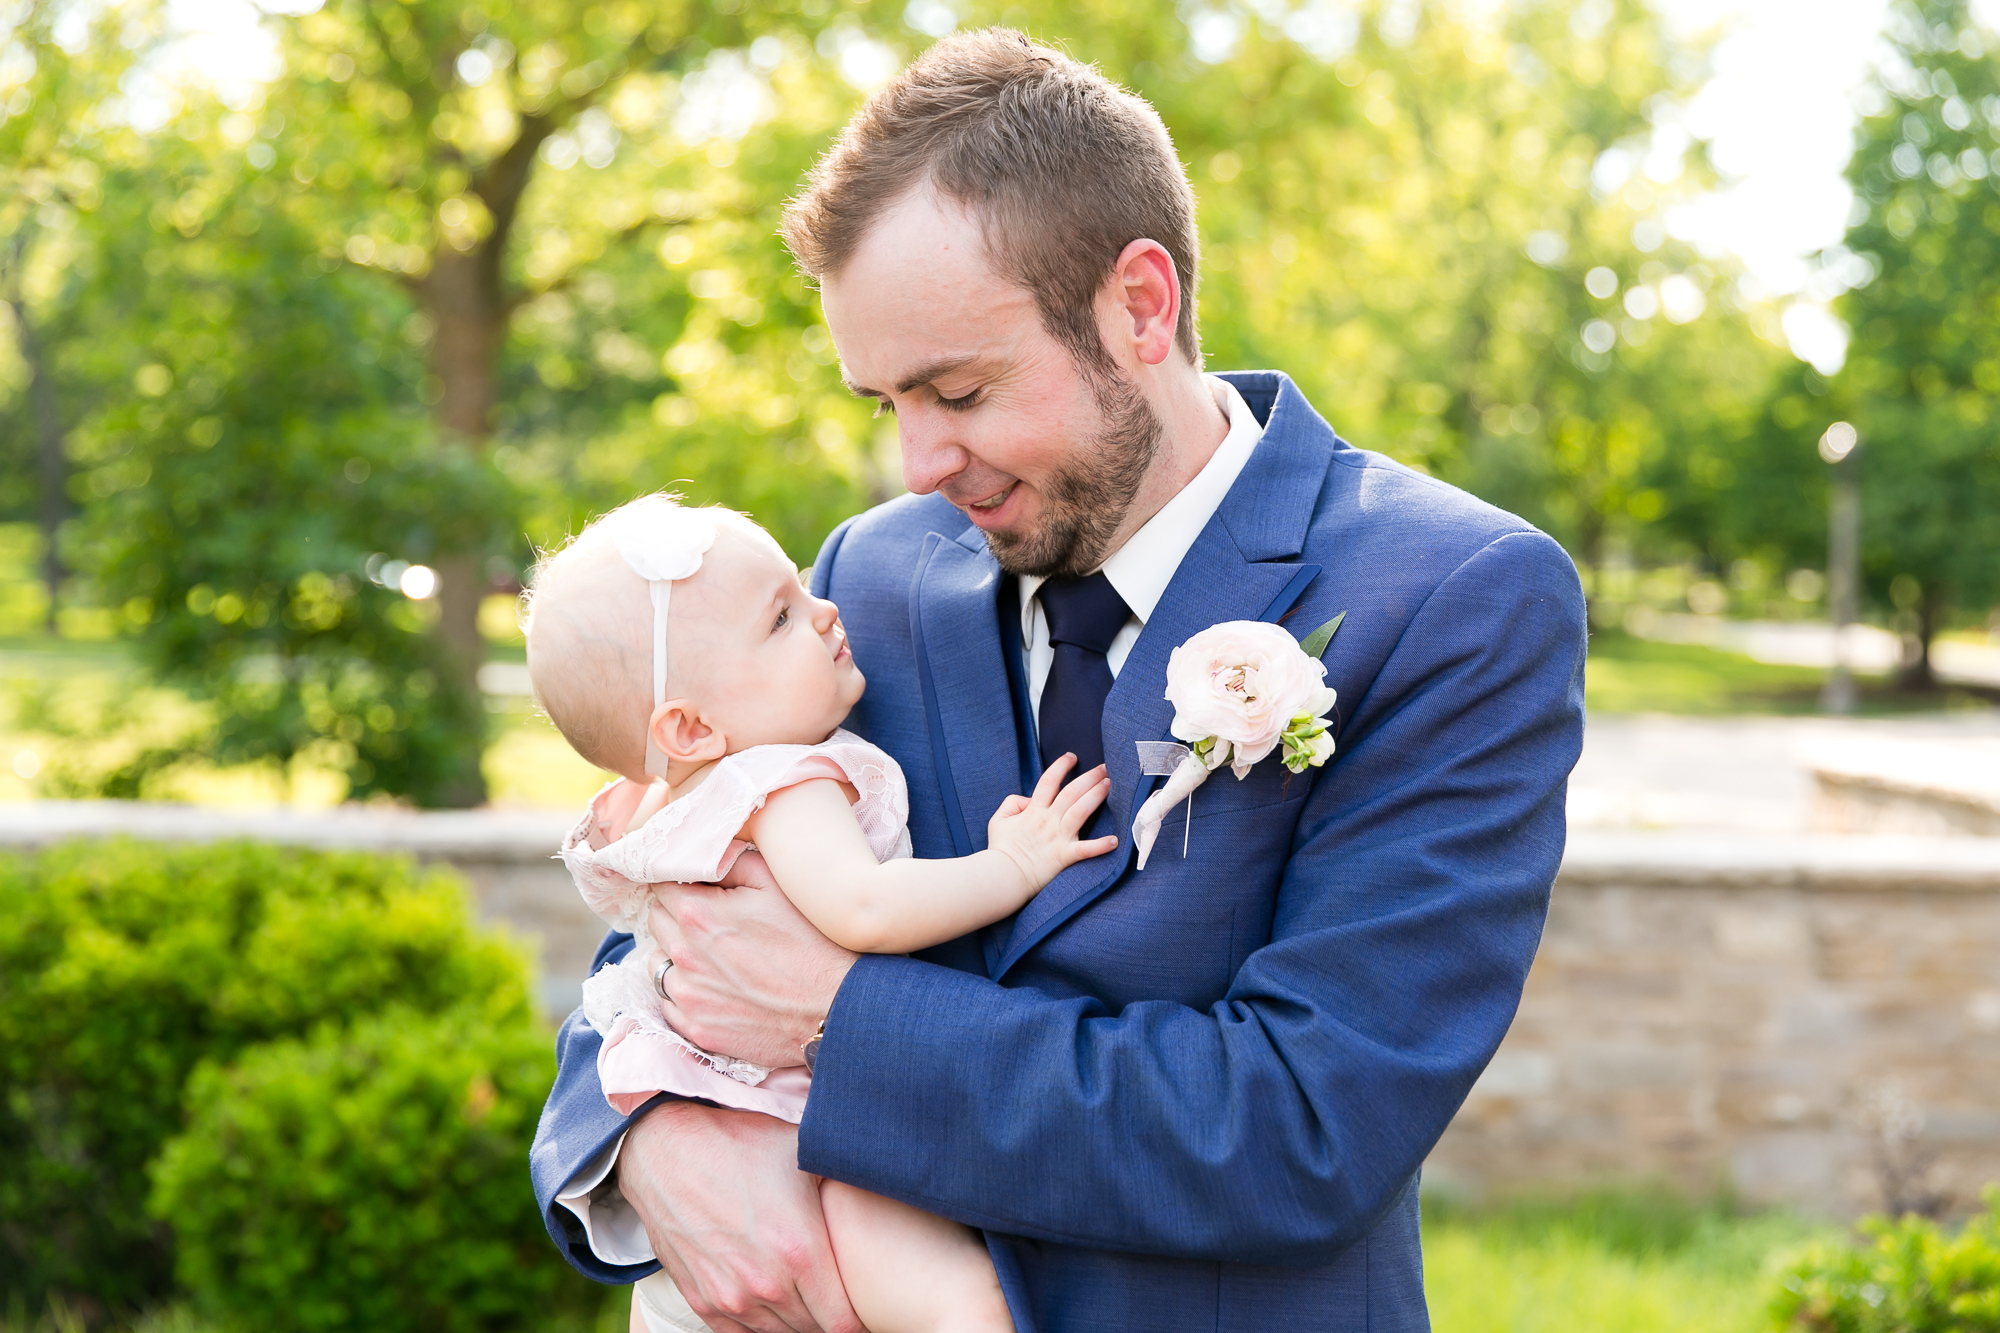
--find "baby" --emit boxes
[524,494,1117,1333]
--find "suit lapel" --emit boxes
[909,530,1023,862]
[994,530,1322,977]
[993,372,1338,977]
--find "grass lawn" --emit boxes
[0,639,615,810]
[1584,631,1996,716]
[1422,1192,1828,1333]
[484,695,624,807]
[9,1196,1828,1332]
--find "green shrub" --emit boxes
[150,1008,587,1333]
[1770,1189,2000,1331]
[0,839,532,1313]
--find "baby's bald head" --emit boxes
[523,498,744,779]
[527,496,863,781]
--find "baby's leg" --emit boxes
[820,1179,1015,1333]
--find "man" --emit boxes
[532,29,1585,1333]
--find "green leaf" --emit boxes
[1299,611,1347,659]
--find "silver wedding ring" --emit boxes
[653,957,674,997]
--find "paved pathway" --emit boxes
[1571,710,2000,835]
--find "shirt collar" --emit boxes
[1020,374,1266,627]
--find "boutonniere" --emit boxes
[1132,613,1345,869]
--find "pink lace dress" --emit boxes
[560,728,912,1123]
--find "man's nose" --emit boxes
[898,412,967,496]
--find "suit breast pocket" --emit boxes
[1178,756,1316,822]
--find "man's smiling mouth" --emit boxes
[969,484,1014,511]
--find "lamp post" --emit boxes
[1819,421,1861,714]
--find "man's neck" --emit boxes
[1098,365,1232,561]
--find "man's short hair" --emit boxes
[781,28,1201,371]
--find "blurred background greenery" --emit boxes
[4,0,2000,1326]
[0,0,1994,813]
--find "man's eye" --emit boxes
[870,398,895,419]
[936,389,981,413]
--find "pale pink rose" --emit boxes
[1163,621,1337,778]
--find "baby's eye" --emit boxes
[773,606,790,631]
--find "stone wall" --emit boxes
[7,805,1998,1214]
[1428,832,2000,1216]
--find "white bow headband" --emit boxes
[601,498,717,778]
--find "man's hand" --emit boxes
[651,851,859,1068]
[622,1101,863,1333]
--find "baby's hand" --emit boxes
[987,754,1119,891]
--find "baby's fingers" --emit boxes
[1061,833,1121,865]
[1051,763,1108,809]
[996,788,1040,820]
[1031,753,1079,805]
[1059,776,1113,834]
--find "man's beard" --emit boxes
[984,368,1164,579]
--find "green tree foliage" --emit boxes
[152,1010,579,1333]
[485,29,895,551]
[28,2,894,804]
[0,1,156,621]
[65,140,504,804]
[1074,0,1787,584]
[1647,356,1841,599]
[1824,0,2000,680]
[0,839,534,1313]
[12,0,1816,801]
[238,0,894,794]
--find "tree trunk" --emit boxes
[413,244,507,807]
[8,297,65,633]
[1577,504,1608,631]
[1898,585,1943,692]
[404,118,554,805]
[420,242,504,665]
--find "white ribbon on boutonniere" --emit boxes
[1131,612,1346,870]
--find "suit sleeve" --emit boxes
[529,931,667,1282]
[795,529,1586,1263]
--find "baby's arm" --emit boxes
[744,755,1116,955]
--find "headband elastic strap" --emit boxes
[644,579,670,778]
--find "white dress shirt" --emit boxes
[555,373,1266,1268]
[1020,374,1266,712]
[555,1134,653,1266]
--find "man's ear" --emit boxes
[650,699,727,766]
[1106,238,1181,368]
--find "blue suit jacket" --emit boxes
[531,371,1586,1332]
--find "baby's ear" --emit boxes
[651,699,726,765]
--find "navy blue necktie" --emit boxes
[1037,573,1130,777]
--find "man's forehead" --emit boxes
[851,186,993,281]
[820,190,1034,385]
